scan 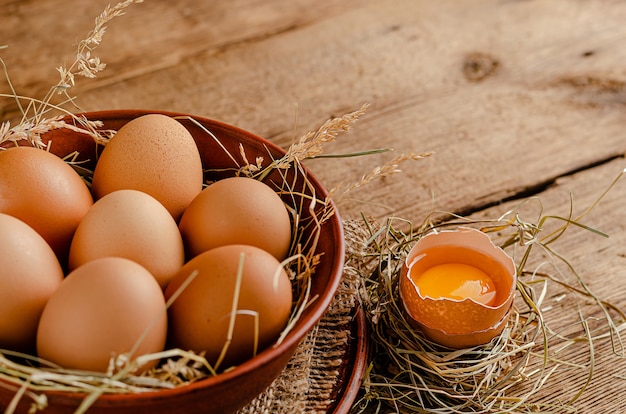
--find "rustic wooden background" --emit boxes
[2,0,626,412]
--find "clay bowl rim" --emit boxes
[35,109,347,404]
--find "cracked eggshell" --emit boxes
[399,227,516,349]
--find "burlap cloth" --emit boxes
[238,220,366,414]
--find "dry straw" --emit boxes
[0,1,142,148]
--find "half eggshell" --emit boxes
[399,227,516,349]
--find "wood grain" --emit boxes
[1,0,626,412]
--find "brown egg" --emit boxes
[0,213,64,352]
[69,189,185,288]
[91,114,203,221]
[179,176,292,261]
[399,227,516,349]
[0,146,93,264]
[164,244,293,369]
[37,257,168,373]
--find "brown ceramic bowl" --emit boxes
[329,305,369,414]
[0,110,345,413]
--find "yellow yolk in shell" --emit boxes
[412,263,497,306]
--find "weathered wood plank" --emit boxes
[4,0,622,223]
[0,0,364,117]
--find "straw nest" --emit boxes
[347,171,626,413]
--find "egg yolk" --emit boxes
[412,263,497,306]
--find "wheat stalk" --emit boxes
[0,0,143,148]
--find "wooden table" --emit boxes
[2,0,626,412]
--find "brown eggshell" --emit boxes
[399,227,516,348]
[164,244,293,369]
[410,306,513,349]
[91,114,203,221]
[69,189,185,288]
[178,176,292,261]
[0,213,64,352]
[36,257,168,373]
[0,146,93,264]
